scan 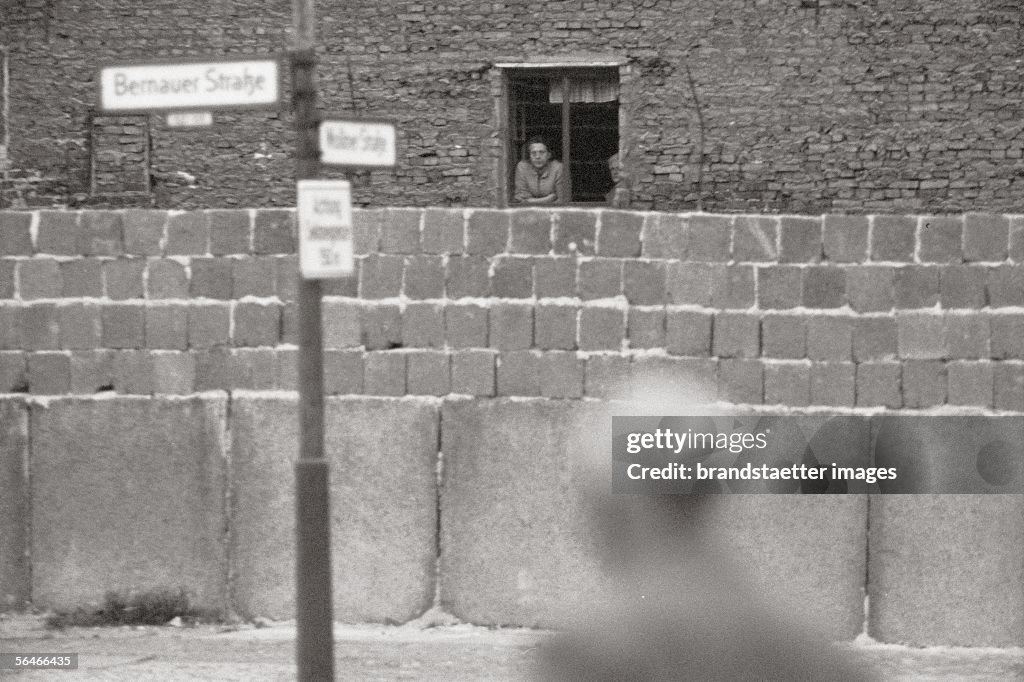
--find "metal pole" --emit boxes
[291,1,334,680]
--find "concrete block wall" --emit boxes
[0,207,1021,648]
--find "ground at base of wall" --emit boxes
[1,614,1021,681]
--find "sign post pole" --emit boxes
[291,1,335,680]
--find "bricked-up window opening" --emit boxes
[89,112,151,196]
[507,68,619,204]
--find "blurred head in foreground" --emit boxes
[534,378,876,682]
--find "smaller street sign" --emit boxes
[99,56,282,113]
[167,111,214,128]
[320,119,396,169]
[297,180,353,279]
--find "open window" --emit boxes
[503,66,620,205]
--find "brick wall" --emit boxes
[3,2,1024,212]
[1,207,1022,410]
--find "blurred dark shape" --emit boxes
[976,439,1021,487]
[535,493,875,681]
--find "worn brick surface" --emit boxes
[188,303,230,349]
[59,303,102,350]
[761,315,806,359]
[539,351,584,398]
[897,313,945,360]
[496,350,541,396]
[0,211,32,256]
[165,212,208,255]
[321,299,362,349]
[78,212,123,257]
[466,210,509,256]
[404,255,446,299]
[946,361,993,407]
[379,208,421,254]
[855,362,901,408]
[764,362,810,405]
[632,356,717,392]
[869,496,1024,646]
[0,352,27,392]
[991,314,1024,359]
[809,362,855,406]
[363,352,406,395]
[779,216,822,263]
[554,211,596,255]
[846,266,895,312]
[446,256,490,298]
[823,215,868,263]
[232,396,436,621]
[713,313,759,358]
[36,211,78,255]
[20,304,60,350]
[597,210,642,257]
[101,304,146,349]
[253,210,295,254]
[686,215,731,262]
[622,260,665,305]
[501,213,552,256]
[987,265,1024,307]
[853,317,897,361]
[578,307,623,351]
[583,354,631,398]
[27,352,70,394]
[360,303,402,350]
[994,363,1024,410]
[577,259,622,300]
[18,259,62,299]
[489,303,533,350]
[274,256,299,302]
[450,349,495,396]
[104,258,146,300]
[871,216,917,262]
[919,216,963,263]
[963,213,1009,262]
[901,360,946,408]
[208,209,251,255]
[151,352,196,394]
[147,259,188,299]
[939,265,988,309]
[444,304,488,349]
[757,266,802,309]
[402,302,445,349]
[641,212,688,259]
[806,316,853,361]
[733,215,778,262]
[68,350,113,393]
[626,307,664,349]
[144,305,188,350]
[231,257,276,298]
[422,208,464,255]
[122,210,165,256]
[535,303,578,350]
[534,256,576,298]
[717,358,763,404]
[711,265,755,309]
[491,256,533,299]
[232,302,280,347]
[353,209,382,255]
[894,266,939,309]
[1010,216,1024,263]
[233,348,278,390]
[323,350,364,395]
[192,348,235,391]
[406,350,450,396]
[60,260,103,298]
[30,398,227,610]
[359,254,404,299]
[112,350,154,394]
[666,310,712,356]
[667,262,715,306]
[803,266,846,308]
[190,258,234,300]
[0,399,29,608]
[942,314,989,359]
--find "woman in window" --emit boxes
[514,136,565,205]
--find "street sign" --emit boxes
[166,111,214,127]
[98,56,282,113]
[297,180,353,279]
[319,119,396,168]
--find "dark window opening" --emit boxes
[507,68,619,205]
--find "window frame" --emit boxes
[493,59,627,208]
